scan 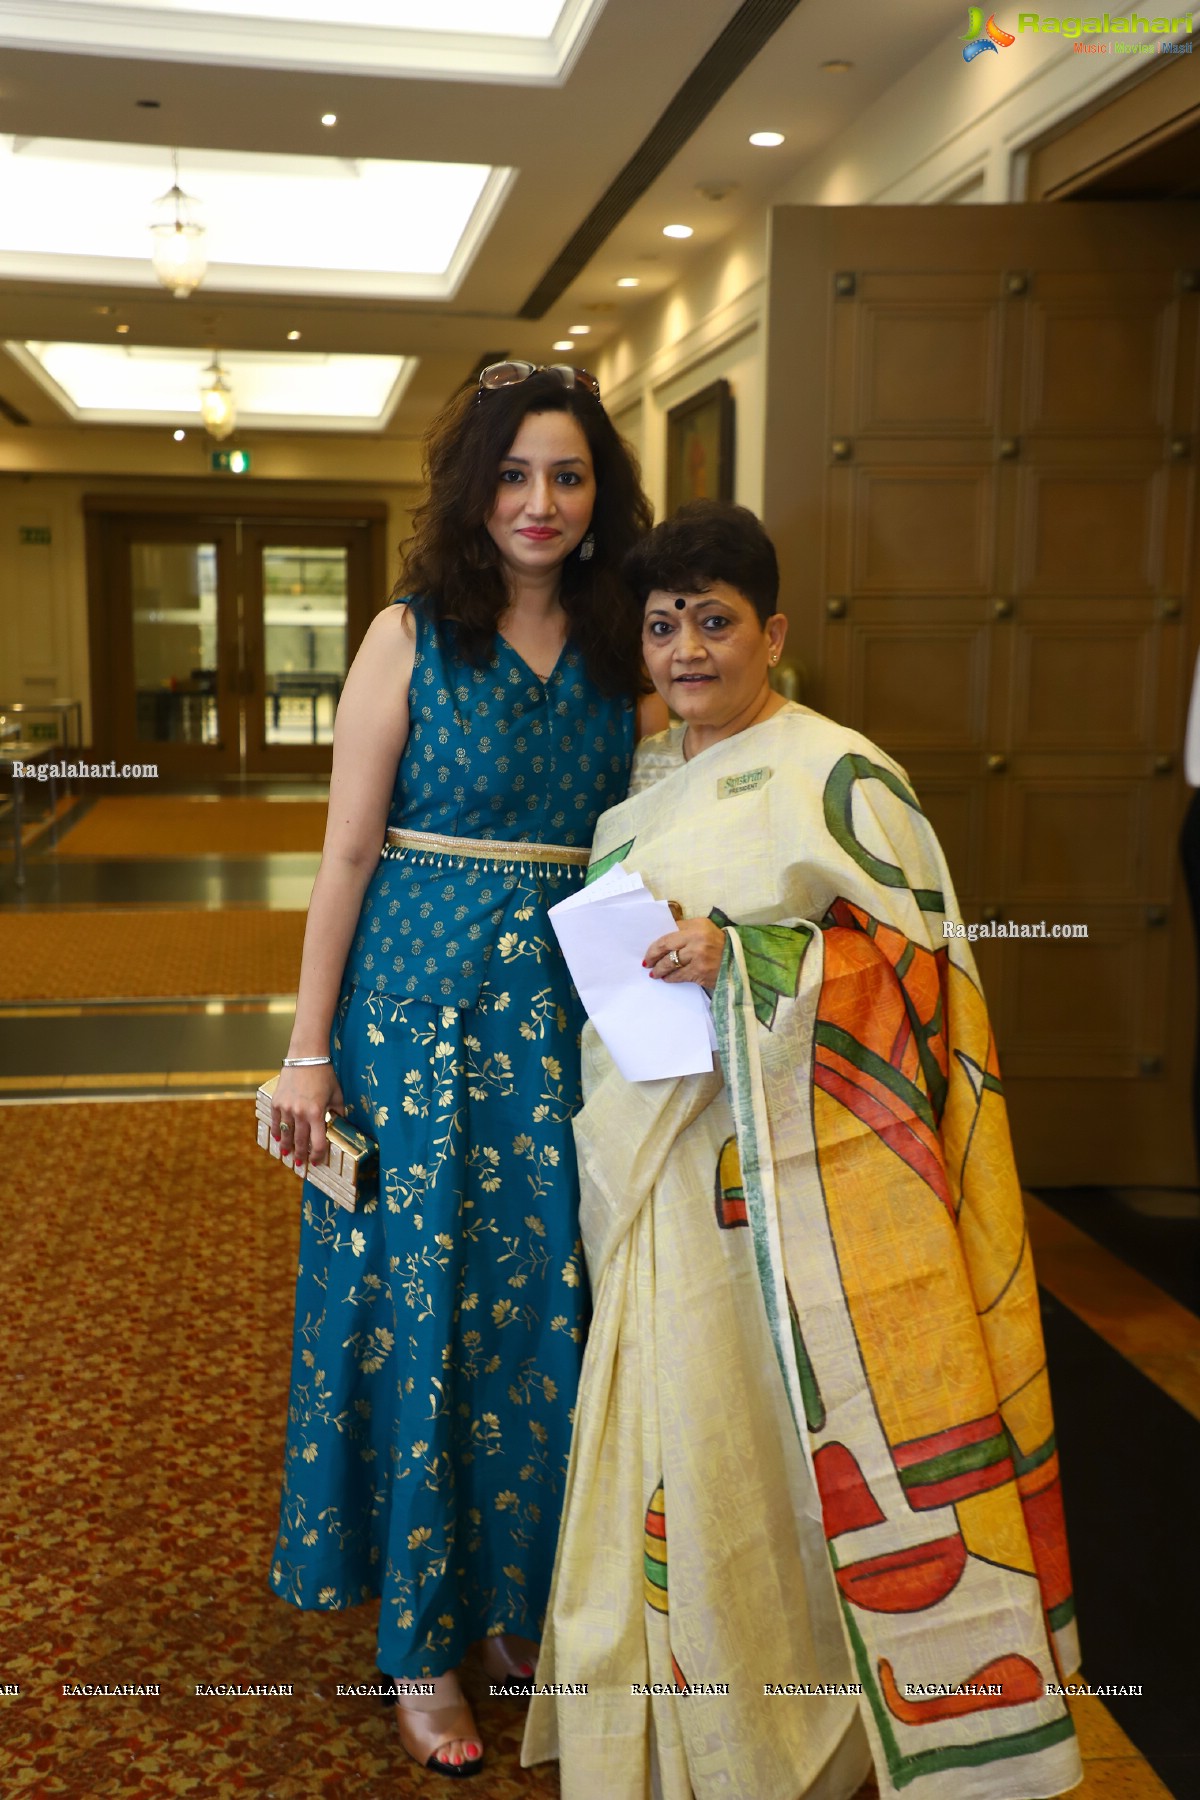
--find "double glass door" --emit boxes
[102,512,378,777]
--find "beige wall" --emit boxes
[598,220,767,519]
[0,440,422,738]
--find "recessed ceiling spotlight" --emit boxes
[115,323,130,334]
[173,428,186,441]
[568,325,589,335]
[552,340,575,351]
[616,277,639,288]
[287,329,302,341]
[321,112,337,126]
[662,223,694,239]
[749,131,785,147]
[821,59,854,72]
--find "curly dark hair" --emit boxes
[398,369,654,697]
[622,500,780,625]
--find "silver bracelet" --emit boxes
[282,1055,332,1067]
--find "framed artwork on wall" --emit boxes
[665,378,735,516]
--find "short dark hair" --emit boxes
[621,499,779,624]
[400,370,653,697]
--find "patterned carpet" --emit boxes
[55,798,327,859]
[0,910,306,1000]
[0,1099,566,1800]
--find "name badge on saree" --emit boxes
[718,766,772,800]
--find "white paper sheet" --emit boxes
[549,873,715,1082]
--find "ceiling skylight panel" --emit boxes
[0,0,603,80]
[0,138,506,298]
[11,343,415,431]
[62,0,566,33]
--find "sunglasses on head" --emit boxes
[477,360,601,401]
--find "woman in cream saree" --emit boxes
[523,505,1081,1800]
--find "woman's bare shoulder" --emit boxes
[367,598,417,640]
[352,600,418,673]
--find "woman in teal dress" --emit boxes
[269,364,660,1778]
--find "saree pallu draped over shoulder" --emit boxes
[523,707,1082,1800]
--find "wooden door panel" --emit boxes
[850,468,993,593]
[996,908,1166,1082]
[1004,779,1146,901]
[765,203,1200,1184]
[1024,291,1175,438]
[857,302,1000,435]
[1011,613,1155,752]
[1018,468,1164,596]
[848,622,988,749]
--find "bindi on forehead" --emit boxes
[674,597,686,610]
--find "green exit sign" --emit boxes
[211,450,252,474]
[19,525,51,545]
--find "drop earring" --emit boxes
[578,532,595,562]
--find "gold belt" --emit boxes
[384,826,589,874]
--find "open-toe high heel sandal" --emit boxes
[389,1673,484,1779]
[478,1633,540,1698]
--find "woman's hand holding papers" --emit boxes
[644,917,726,992]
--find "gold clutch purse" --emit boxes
[255,1075,378,1213]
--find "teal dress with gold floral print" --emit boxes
[271,602,635,1679]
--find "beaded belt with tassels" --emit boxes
[384,826,590,876]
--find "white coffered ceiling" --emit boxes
[0,0,965,442]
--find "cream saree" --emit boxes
[523,705,1082,1800]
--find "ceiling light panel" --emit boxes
[0,0,602,82]
[10,342,416,432]
[62,0,565,29]
[0,137,510,299]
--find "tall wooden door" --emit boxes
[87,500,385,780]
[240,521,374,776]
[100,515,242,780]
[764,204,1200,1185]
